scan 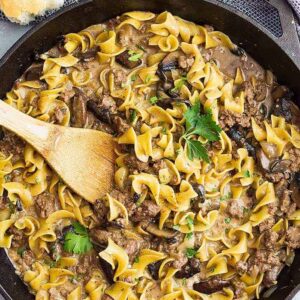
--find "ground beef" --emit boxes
[265,171,290,184]
[8,226,27,248]
[287,147,300,172]
[178,55,194,71]
[241,81,255,102]
[175,258,201,278]
[123,154,152,173]
[112,69,127,87]
[0,129,25,162]
[110,189,130,205]
[236,260,248,275]
[131,200,161,223]
[93,200,109,224]
[90,228,146,259]
[34,192,57,219]
[226,200,244,218]
[219,109,251,130]
[0,195,7,209]
[259,216,275,233]
[263,230,278,250]
[151,159,167,174]
[76,250,99,278]
[286,227,300,249]
[263,265,282,287]
[248,249,281,275]
[111,116,130,134]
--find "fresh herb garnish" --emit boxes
[134,256,140,263]
[220,192,232,201]
[128,50,143,62]
[186,232,193,240]
[171,76,187,93]
[243,207,250,214]
[224,217,231,224]
[131,74,137,82]
[17,247,26,258]
[63,222,93,254]
[243,170,251,178]
[149,96,158,104]
[186,247,197,259]
[186,216,194,230]
[183,102,221,162]
[129,109,137,123]
[161,127,167,134]
[145,74,153,83]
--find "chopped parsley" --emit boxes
[171,76,187,92]
[63,222,93,255]
[186,247,197,259]
[136,44,146,52]
[145,74,153,83]
[17,247,26,258]
[161,127,167,135]
[149,96,158,104]
[183,102,221,162]
[131,74,137,82]
[224,217,231,224]
[186,232,193,240]
[186,216,194,230]
[128,50,143,62]
[129,109,137,123]
[243,207,250,214]
[134,256,140,263]
[220,192,232,201]
[244,170,251,178]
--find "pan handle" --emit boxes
[268,0,300,69]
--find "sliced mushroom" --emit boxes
[257,148,271,171]
[76,46,99,62]
[143,222,177,239]
[99,256,114,284]
[260,141,277,159]
[175,258,201,279]
[290,172,300,208]
[271,85,289,100]
[148,261,163,280]
[230,46,246,57]
[193,278,230,294]
[270,159,291,173]
[272,96,293,122]
[87,100,112,124]
[192,184,205,199]
[156,51,180,82]
[227,125,245,144]
[244,138,256,158]
[24,64,43,81]
[71,93,87,128]
[116,50,142,69]
[156,98,190,109]
[259,89,274,118]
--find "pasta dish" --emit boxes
[0,11,299,300]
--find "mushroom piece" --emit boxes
[143,222,177,239]
[156,98,190,109]
[290,172,300,208]
[76,46,99,62]
[270,159,291,173]
[272,85,289,100]
[227,125,245,144]
[193,278,230,294]
[230,46,246,57]
[116,50,142,69]
[24,63,43,81]
[272,96,293,122]
[259,89,274,119]
[244,138,256,158]
[175,258,201,279]
[260,141,277,159]
[99,256,114,284]
[87,100,112,125]
[257,148,271,171]
[148,260,163,280]
[71,92,87,128]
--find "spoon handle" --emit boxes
[0,100,51,150]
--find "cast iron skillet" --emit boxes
[0,0,299,299]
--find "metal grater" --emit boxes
[217,0,283,37]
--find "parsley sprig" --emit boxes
[183,102,221,162]
[63,222,93,254]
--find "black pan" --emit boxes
[0,0,299,299]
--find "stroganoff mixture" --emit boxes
[0,11,299,300]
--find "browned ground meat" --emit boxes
[178,55,194,71]
[286,227,300,249]
[226,200,243,218]
[263,265,282,287]
[193,277,230,294]
[235,260,248,275]
[90,228,148,259]
[123,154,152,173]
[248,249,281,274]
[287,147,300,172]
[262,230,279,250]
[112,69,127,87]
[0,195,7,209]
[0,129,25,161]
[175,258,201,278]
[7,226,27,248]
[131,200,161,223]
[259,216,275,233]
[34,192,58,219]
[76,250,99,279]
[93,200,109,224]
[111,116,130,134]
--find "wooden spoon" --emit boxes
[0,100,116,203]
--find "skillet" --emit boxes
[0,0,299,299]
